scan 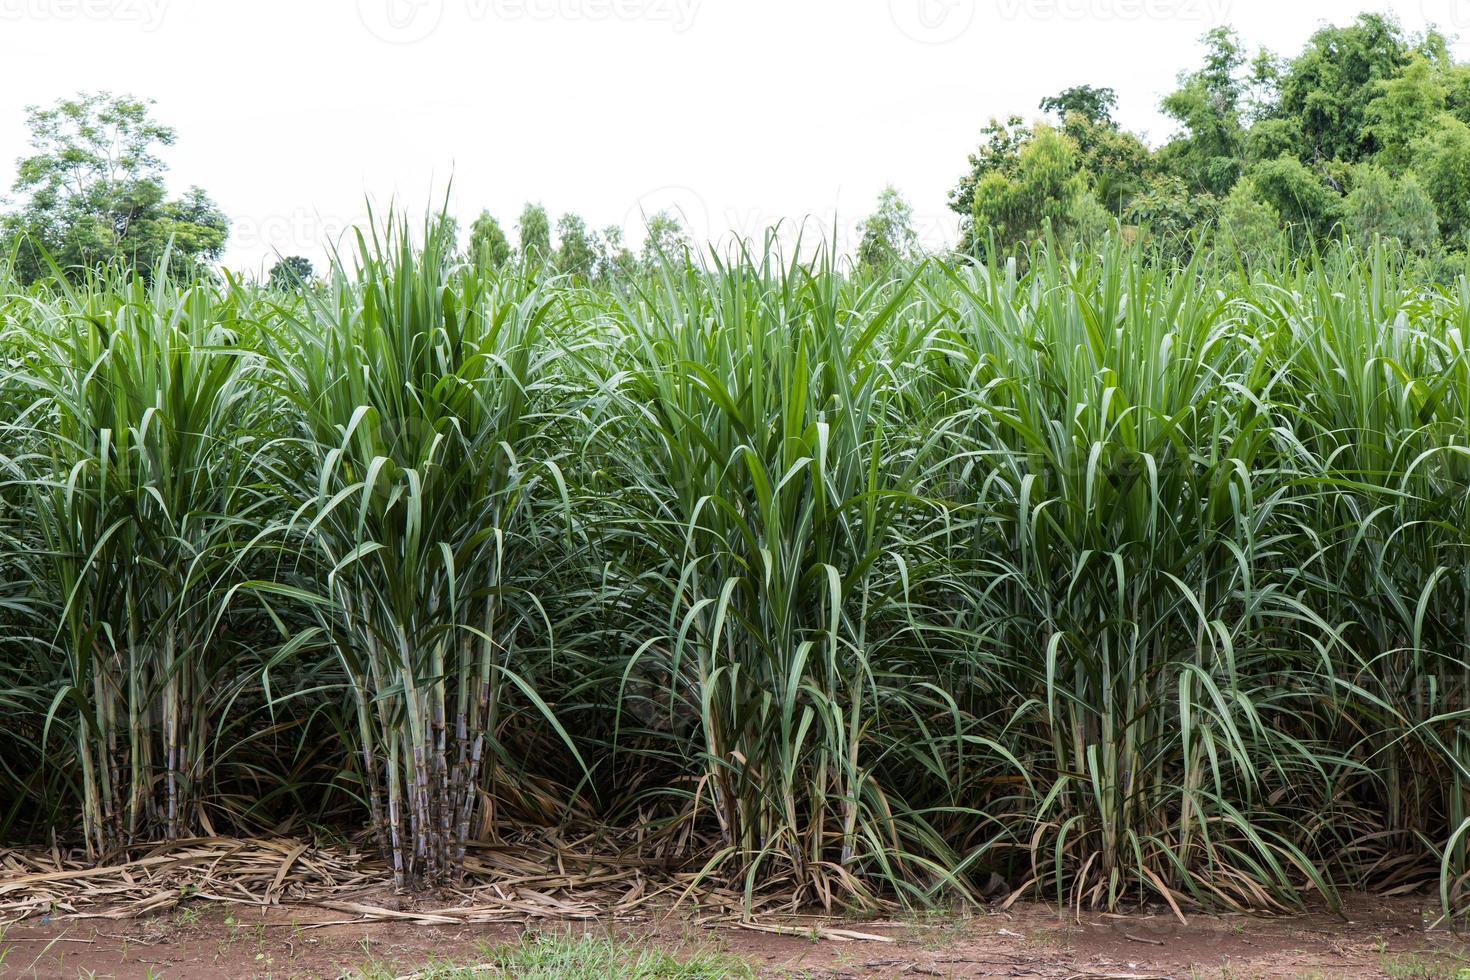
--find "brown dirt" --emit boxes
[1,895,1466,979]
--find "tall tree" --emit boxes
[1344,163,1437,252]
[1275,13,1411,164]
[640,210,692,268]
[1159,27,1248,195]
[467,209,512,268]
[595,224,636,280]
[1410,115,1470,240]
[949,117,1029,213]
[516,202,551,260]
[855,185,917,272]
[1058,111,1154,214]
[1247,154,1343,242]
[1040,85,1118,126]
[555,213,596,278]
[1363,55,1445,173]
[1215,176,1281,258]
[969,124,1098,258]
[949,115,1032,252]
[267,254,314,289]
[2,92,228,283]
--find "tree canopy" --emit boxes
[468,209,512,268]
[2,92,229,283]
[952,13,1470,267]
[516,202,551,260]
[267,255,314,289]
[856,185,918,272]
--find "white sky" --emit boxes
[2,0,1467,274]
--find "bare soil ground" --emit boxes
[2,895,1467,979]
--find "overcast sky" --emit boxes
[2,0,1467,273]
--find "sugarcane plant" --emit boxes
[265,214,576,886]
[589,238,992,908]
[0,265,268,854]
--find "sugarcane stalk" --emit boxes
[386,737,407,891]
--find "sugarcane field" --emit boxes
[8,2,1470,977]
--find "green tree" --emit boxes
[1274,13,1410,164]
[1124,174,1217,254]
[1058,111,1153,214]
[555,213,597,278]
[1344,163,1438,252]
[970,124,1090,257]
[1410,115,1470,241]
[641,210,692,268]
[1363,55,1446,172]
[1066,188,1112,245]
[1244,47,1286,122]
[267,254,314,289]
[949,115,1030,249]
[1440,61,1470,126]
[594,224,636,281]
[1159,27,1248,195]
[1034,85,1152,215]
[154,186,229,265]
[1243,116,1304,166]
[1247,154,1343,241]
[855,185,917,272]
[516,202,551,259]
[2,92,229,283]
[1215,176,1282,258]
[1039,85,1117,126]
[468,209,512,268]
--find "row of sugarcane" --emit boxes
[2,223,1470,915]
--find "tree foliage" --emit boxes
[1158,27,1248,195]
[856,185,917,272]
[969,125,1094,258]
[1411,114,1470,241]
[1039,85,1117,126]
[267,254,314,289]
[1345,163,1438,252]
[468,209,512,268]
[640,210,692,268]
[555,213,598,278]
[516,202,551,260]
[1275,13,1411,165]
[2,92,228,283]
[955,13,1470,263]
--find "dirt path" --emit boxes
[2,896,1466,978]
